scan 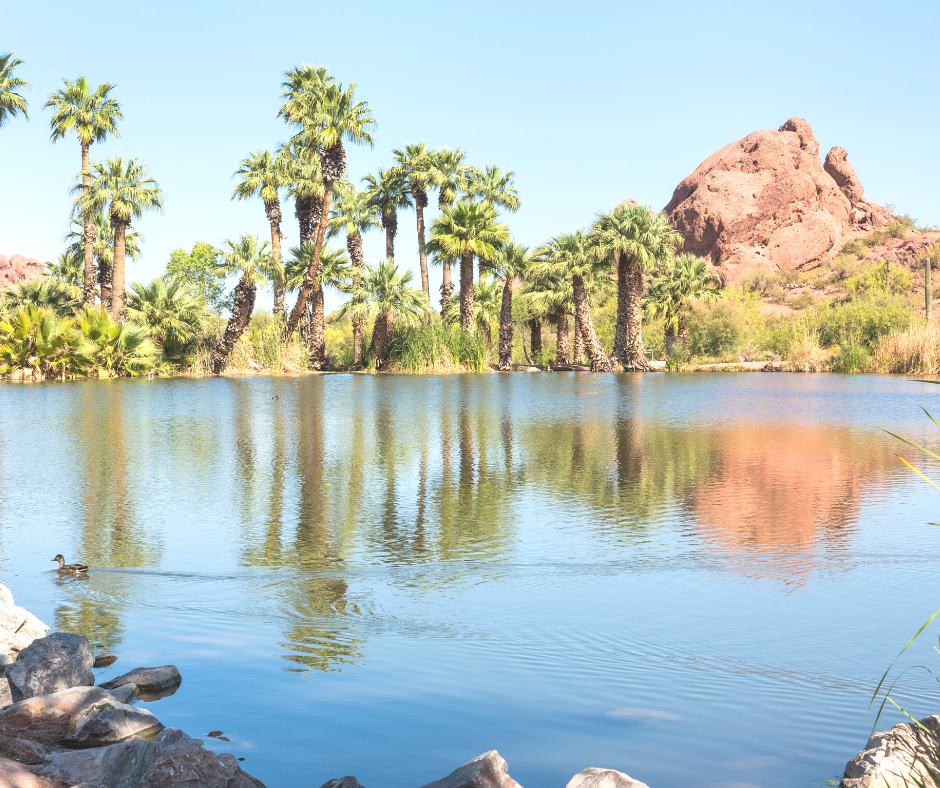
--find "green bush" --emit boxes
[832,342,870,372]
[385,323,489,372]
[687,301,748,356]
[815,297,911,349]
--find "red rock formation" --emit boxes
[0,254,43,289]
[824,146,864,204]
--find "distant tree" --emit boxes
[166,242,231,315]
[393,142,433,300]
[483,242,531,369]
[643,254,722,354]
[362,167,412,262]
[467,165,521,213]
[0,53,29,128]
[45,250,83,288]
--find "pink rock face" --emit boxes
[824,146,865,205]
[0,254,43,289]
[664,117,853,283]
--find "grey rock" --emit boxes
[566,768,650,788]
[842,714,940,787]
[0,677,10,708]
[64,700,163,748]
[138,746,267,788]
[419,751,521,788]
[7,632,94,702]
[0,756,63,788]
[320,779,366,788]
[154,727,204,754]
[92,654,118,669]
[100,665,181,700]
[0,584,49,660]
[109,683,136,705]
[1,685,114,726]
[37,739,161,788]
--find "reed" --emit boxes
[384,323,490,373]
[870,320,940,374]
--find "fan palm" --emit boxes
[211,234,272,373]
[285,242,349,369]
[45,250,83,288]
[443,278,501,344]
[533,230,612,371]
[393,143,433,300]
[66,211,141,308]
[74,304,157,377]
[0,307,81,380]
[327,185,379,363]
[0,53,29,128]
[643,254,722,353]
[362,168,412,262]
[338,260,431,369]
[427,201,509,335]
[524,268,576,365]
[44,76,122,305]
[589,203,682,369]
[482,243,531,369]
[74,156,163,320]
[127,276,212,360]
[278,139,324,248]
[1,278,80,317]
[467,166,521,213]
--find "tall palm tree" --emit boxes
[483,243,530,370]
[0,53,29,128]
[524,267,575,365]
[643,254,722,354]
[361,168,412,262]
[338,260,431,369]
[285,242,349,369]
[278,140,324,248]
[44,77,122,306]
[233,150,290,318]
[327,185,380,364]
[393,143,433,300]
[282,79,375,339]
[533,230,613,371]
[589,203,682,369]
[66,211,141,309]
[468,165,521,213]
[210,234,272,373]
[427,201,509,335]
[75,156,163,320]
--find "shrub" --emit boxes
[832,342,870,373]
[384,323,489,372]
[815,297,911,349]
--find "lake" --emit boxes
[1,372,939,788]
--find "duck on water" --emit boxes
[51,554,88,575]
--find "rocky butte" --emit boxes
[0,254,43,289]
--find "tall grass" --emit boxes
[871,320,940,374]
[181,316,310,375]
[384,323,490,373]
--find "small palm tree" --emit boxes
[75,156,163,320]
[483,243,531,369]
[44,77,122,305]
[233,150,290,318]
[362,167,412,262]
[74,304,157,377]
[393,142,433,300]
[339,259,431,369]
[0,307,80,380]
[424,148,475,307]
[524,268,576,365]
[127,276,212,360]
[643,254,722,354]
[66,211,141,308]
[443,277,501,344]
[327,184,379,363]
[427,201,509,334]
[45,250,83,288]
[285,242,349,369]
[533,230,612,371]
[0,53,29,128]
[467,166,521,213]
[1,278,80,317]
[211,234,272,373]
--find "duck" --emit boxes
[51,555,89,575]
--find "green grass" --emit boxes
[385,322,489,372]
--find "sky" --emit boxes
[2,0,939,313]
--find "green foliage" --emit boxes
[845,262,913,296]
[385,322,489,372]
[839,239,868,259]
[0,307,81,378]
[815,297,912,348]
[74,306,158,376]
[338,259,431,326]
[43,75,121,146]
[127,276,214,361]
[166,243,232,314]
[1,278,81,317]
[0,52,30,128]
[687,300,749,356]
[44,251,84,288]
[832,342,870,373]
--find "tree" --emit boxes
[393,143,433,300]
[483,243,531,369]
[166,242,231,315]
[127,276,212,360]
[44,77,122,306]
[74,305,157,377]
[0,278,80,317]
[338,260,431,369]
[281,77,375,339]
[210,234,272,373]
[533,230,613,371]
[285,242,349,369]
[232,149,290,318]
[362,168,412,262]
[427,201,509,335]
[45,250,83,288]
[524,267,576,365]
[0,53,29,128]
[75,156,163,321]
[327,184,379,364]
[468,165,521,213]
[278,139,324,249]
[589,203,682,369]
[643,254,722,354]
[443,278,501,344]
[66,211,141,309]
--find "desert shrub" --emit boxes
[844,263,914,297]
[687,301,747,356]
[870,320,940,374]
[792,291,815,310]
[840,239,867,259]
[832,342,870,373]
[815,297,911,348]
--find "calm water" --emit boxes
[1,372,939,788]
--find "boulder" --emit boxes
[0,255,43,290]
[6,633,94,703]
[842,714,940,787]
[108,684,136,705]
[0,686,120,749]
[664,117,852,283]
[824,147,864,205]
[852,200,895,229]
[63,699,163,748]
[92,654,118,669]
[0,756,65,788]
[565,768,650,788]
[419,751,521,788]
[154,727,205,755]
[100,665,181,701]
[137,746,266,788]
[37,739,161,788]
[0,583,49,659]
[0,734,48,764]
[320,779,366,788]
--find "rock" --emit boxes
[0,734,48,763]
[7,633,94,703]
[137,746,266,788]
[0,686,120,749]
[852,200,895,229]
[664,117,852,283]
[320,779,366,788]
[565,768,650,788]
[0,756,65,788]
[842,714,940,787]
[37,739,161,788]
[63,699,163,748]
[92,654,118,669]
[419,751,521,788]
[108,683,136,705]
[0,583,49,660]
[154,727,204,754]
[100,665,181,701]
[824,147,865,205]
[0,255,43,290]
[0,677,11,708]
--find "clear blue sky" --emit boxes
[3,0,938,312]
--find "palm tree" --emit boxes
[643,254,722,354]
[533,230,613,371]
[44,77,122,306]
[393,143,433,300]
[127,276,212,360]
[589,203,682,369]
[282,79,375,339]
[285,242,349,369]
[483,243,530,369]
[232,150,290,318]
[427,201,509,335]
[0,53,29,128]
[468,165,521,213]
[443,278,501,344]
[362,168,412,262]
[211,234,272,373]
[75,156,163,320]
[0,278,80,317]
[278,140,324,248]
[338,260,431,369]
[45,250,83,288]
[66,211,141,309]
[327,185,379,364]
[524,267,575,365]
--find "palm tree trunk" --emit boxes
[572,272,612,371]
[459,249,475,335]
[284,181,334,339]
[555,308,570,365]
[80,142,96,306]
[664,322,677,356]
[266,200,285,319]
[383,211,396,261]
[97,254,112,310]
[374,310,390,369]
[309,282,326,370]
[110,220,128,321]
[414,189,430,301]
[498,280,513,370]
[440,265,454,319]
[530,318,542,361]
[211,274,256,373]
[613,251,629,359]
[624,261,650,370]
[347,231,365,365]
[573,318,585,363]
